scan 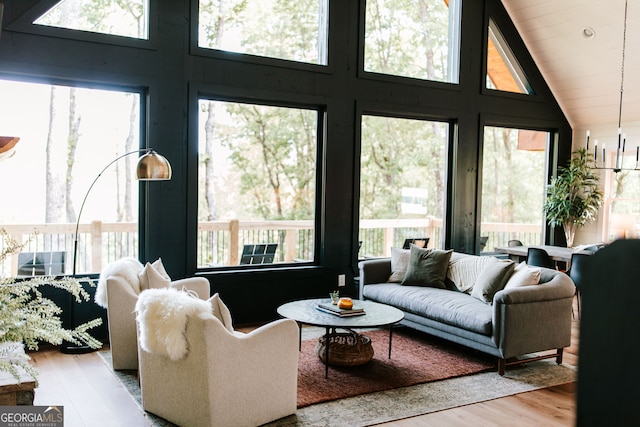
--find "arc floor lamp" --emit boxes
[72,148,172,276]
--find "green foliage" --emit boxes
[218,102,317,221]
[0,229,102,384]
[544,148,603,229]
[365,0,452,81]
[481,127,547,224]
[359,115,446,219]
[197,0,454,227]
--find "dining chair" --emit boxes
[526,247,555,269]
[568,253,590,318]
[583,243,607,253]
[508,240,523,247]
[479,236,489,251]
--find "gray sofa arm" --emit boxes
[494,269,575,304]
[492,269,575,359]
[358,258,392,299]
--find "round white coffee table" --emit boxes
[277,298,404,378]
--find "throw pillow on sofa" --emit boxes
[504,262,541,289]
[388,247,410,283]
[401,245,453,289]
[470,259,515,304]
[447,253,496,293]
[139,258,171,291]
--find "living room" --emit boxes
[0,0,638,425]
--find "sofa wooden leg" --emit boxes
[498,358,506,376]
[556,348,563,365]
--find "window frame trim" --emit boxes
[190,0,331,72]
[188,83,327,272]
[6,0,158,50]
[359,0,463,86]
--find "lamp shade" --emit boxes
[136,150,172,180]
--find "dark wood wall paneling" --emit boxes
[0,0,571,324]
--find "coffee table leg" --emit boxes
[297,322,302,351]
[325,326,330,378]
[388,326,393,359]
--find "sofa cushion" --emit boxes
[363,284,492,335]
[504,262,541,289]
[447,253,496,293]
[402,246,453,289]
[471,259,515,304]
[388,247,410,283]
[210,293,234,333]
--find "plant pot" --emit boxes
[563,222,577,248]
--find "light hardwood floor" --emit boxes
[29,299,580,427]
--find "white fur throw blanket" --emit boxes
[135,288,212,361]
[94,257,144,308]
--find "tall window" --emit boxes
[198,0,329,65]
[0,79,142,276]
[480,126,548,250]
[604,171,640,241]
[197,99,319,268]
[364,0,461,83]
[34,0,149,39]
[359,115,448,257]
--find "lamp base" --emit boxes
[60,342,100,354]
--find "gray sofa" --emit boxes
[358,251,575,374]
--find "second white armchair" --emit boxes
[95,257,210,370]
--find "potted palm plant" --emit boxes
[543,147,603,247]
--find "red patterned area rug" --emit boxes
[297,327,495,408]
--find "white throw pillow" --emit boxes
[504,262,541,289]
[209,293,234,333]
[138,258,171,291]
[387,247,410,283]
[447,254,496,293]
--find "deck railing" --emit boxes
[0,219,542,276]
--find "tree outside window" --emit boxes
[364,0,461,83]
[480,126,548,250]
[359,115,448,257]
[0,79,142,276]
[197,100,318,267]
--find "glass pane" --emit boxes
[480,127,547,251]
[198,0,328,65]
[197,100,318,267]
[486,19,533,94]
[364,0,461,83]
[34,0,149,39]
[359,115,448,257]
[608,171,640,240]
[0,79,141,276]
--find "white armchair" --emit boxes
[135,289,299,427]
[95,257,210,370]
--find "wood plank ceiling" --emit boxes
[502,0,640,129]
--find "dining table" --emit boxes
[494,244,592,265]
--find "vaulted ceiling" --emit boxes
[503,0,640,129]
